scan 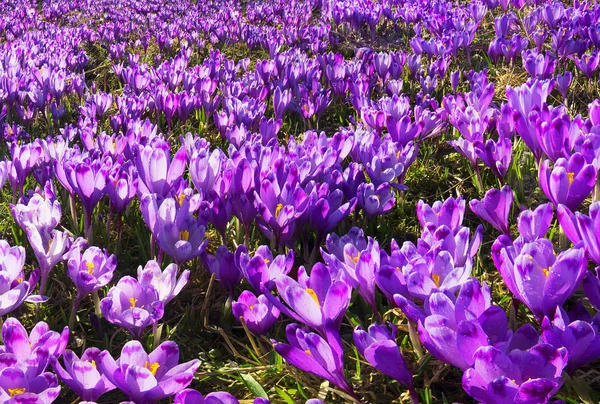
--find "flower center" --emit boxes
[129,298,138,308]
[180,230,189,241]
[432,274,441,287]
[348,252,360,264]
[16,277,23,283]
[304,349,312,356]
[542,267,549,277]
[568,172,574,186]
[144,361,160,376]
[89,359,96,369]
[305,288,320,307]
[249,304,255,310]
[86,262,95,274]
[178,194,185,206]
[8,388,25,397]
[275,203,284,219]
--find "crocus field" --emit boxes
[4,0,600,402]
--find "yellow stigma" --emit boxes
[16,278,23,283]
[180,230,189,241]
[88,359,97,369]
[263,258,271,264]
[8,388,25,397]
[348,253,360,264]
[86,262,95,274]
[396,150,402,159]
[432,274,441,287]
[305,349,312,356]
[275,203,284,219]
[129,298,138,308]
[396,266,402,272]
[178,194,185,206]
[305,288,320,307]
[249,304,255,310]
[568,172,575,186]
[542,268,550,277]
[144,361,160,376]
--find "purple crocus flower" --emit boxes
[474,136,512,181]
[51,348,115,401]
[273,323,353,397]
[136,139,186,197]
[97,340,200,403]
[232,290,280,335]
[583,270,600,311]
[100,276,164,339]
[558,201,600,265]
[541,304,600,374]
[517,203,554,242]
[0,241,40,316]
[66,244,117,304]
[200,246,242,293]
[235,245,294,292]
[356,182,396,218]
[539,152,596,211]
[462,344,568,404]
[262,263,351,334]
[492,237,587,319]
[8,140,43,196]
[308,186,356,242]
[137,260,189,305]
[141,194,208,265]
[0,368,60,403]
[469,186,513,234]
[416,196,465,232]
[353,323,417,403]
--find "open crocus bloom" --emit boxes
[97,340,200,403]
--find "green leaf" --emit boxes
[276,387,296,404]
[240,373,268,399]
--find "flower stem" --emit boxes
[68,299,80,331]
[92,291,101,317]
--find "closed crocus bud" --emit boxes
[200,246,241,292]
[556,71,572,99]
[51,348,115,402]
[469,186,513,234]
[97,340,200,403]
[450,69,461,93]
[175,389,205,404]
[232,290,280,335]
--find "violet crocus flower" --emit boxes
[0,368,61,403]
[517,203,554,242]
[141,194,208,265]
[51,348,115,401]
[0,241,40,316]
[200,246,242,293]
[8,140,43,196]
[136,139,187,197]
[474,136,512,181]
[97,340,200,403]
[558,201,600,265]
[10,192,67,295]
[416,196,465,232]
[469,186,513,234]
[235,245,294,292]
[232,290,280,335]
[137,260,188,305]
[262,263,351,334]
[539,153,596,211]
[273,323,354,397]
[353,323,417,403]
[66,244,117,305]
[100,276,164,339]
[356,182,395,218]
[462,344,568,404]
[492,237,587,319]
[541,304,600,374]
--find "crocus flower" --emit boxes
[66,244,117,304]
[8,140,43,196]
[100,277,164,339]
[141,194,208,265]
[353,323,417,403]
[517,203,553,242]
[541,304,600,374]
[51,348,115,401]
[492,237,587,319]
[0,241,40,316]
[262,263,351,334]
[235,245,294,292]
[356,182,396,218]
[416,196,465,232]
[273,324,353,396]
[469,186,513,234]
[474,136,512,180]
[136,139,186,197]
[0,368,60,403]
[539,153,596,211]
[583,270,600,311]
[232,290,280,335]
[560,201,600,265]
[200,246,242,293]
[137,261,188,305]
[97,340,200,403]
[462,344,568,404]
